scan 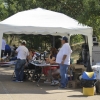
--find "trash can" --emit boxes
[81,71,96,96]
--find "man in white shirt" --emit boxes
[1,38,6,57]
[56,36,72,88]
[14,40,29,82]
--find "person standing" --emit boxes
[1,38,6,57]
[4,44,11,56]
[14,40,29,82]
[56,36,72,88]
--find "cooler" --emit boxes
[82,72,96,96]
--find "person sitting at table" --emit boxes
[50,68,60,85]
[24,49,40,70]
[51,58,73,86]
[43,47,59,83]
[27,49,35,62]
[25,49,35,68]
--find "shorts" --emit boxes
[52,69,60,75]
[43,66,59,76]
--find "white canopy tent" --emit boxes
[0,8,93,65]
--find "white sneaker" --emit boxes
[53,80,59,83]
[51,82,55,86]
[51,81,59,86]
[44,80,51,83]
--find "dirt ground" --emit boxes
[0,66,100,100]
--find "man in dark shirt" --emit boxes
[4,44,11,56]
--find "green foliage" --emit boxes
[0,0,85,20]
[70,35,84,45]
[78,0,100,37]
[20,35,52,50]
[0,1,8,20]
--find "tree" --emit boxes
[0,0,100,47]
[0,0,84,20]
[78,0,100,37]
[0,0,8,20]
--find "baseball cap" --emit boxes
[22,40,26,44]
[61,36,68,42]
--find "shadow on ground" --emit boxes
[67,95,88,98]
[0,74,83,95]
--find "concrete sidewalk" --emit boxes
[0,66,100,100]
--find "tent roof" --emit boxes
[0,8,92,36]
[0,8,93,66]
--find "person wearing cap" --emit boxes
[14,40,29,82]
[56,36,72,88]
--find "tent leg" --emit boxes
[86,60,93,72]
[67,35,70,44]
[0,32,3,58]
[86,34,93,72]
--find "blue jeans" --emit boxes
[59,64,69,88]
[10,57,17,61]
[15,59,26,81]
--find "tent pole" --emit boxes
[87,33,93,72]
[68,34,70,44]
[0,32,3,57]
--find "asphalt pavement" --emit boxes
[0,66,100,100]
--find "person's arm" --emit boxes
[48,54,56,64]
[47,54,56,64]
[45,54,50,63]
[15,48,18,53]
[15,46,20,53]
[27,54,31,61]
[61,55,67,64]
[49,57,56,64]
[27,50,30,59]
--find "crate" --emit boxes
[74,64,86,73]
[68,80,81,88]
[73,72,82,80]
